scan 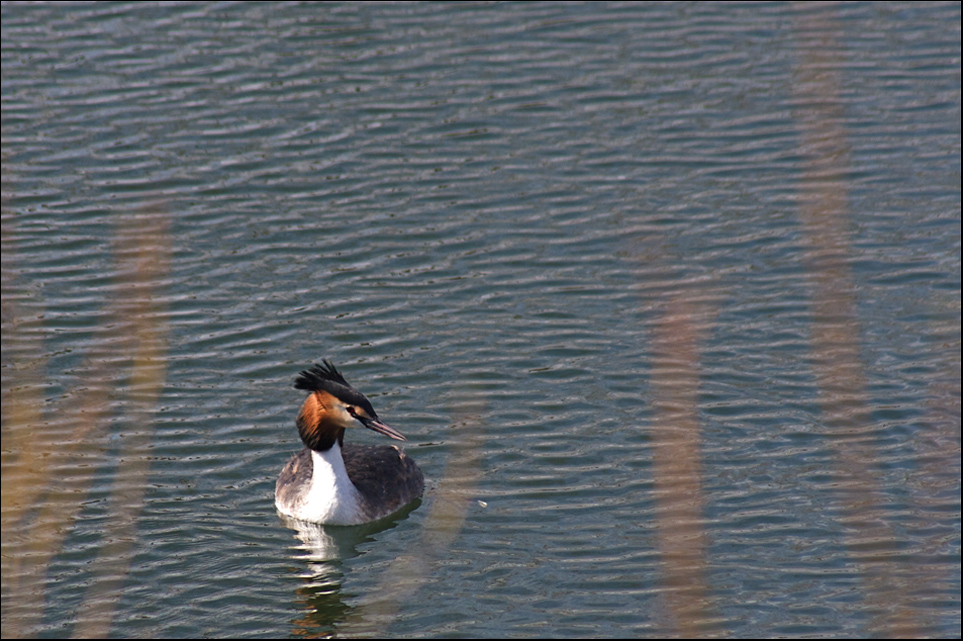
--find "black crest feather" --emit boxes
[295,359,352,392]
[294,360,375,413]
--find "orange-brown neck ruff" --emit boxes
[296,391,345,451]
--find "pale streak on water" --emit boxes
[647,291,716,636]
[1,2,960,638]
[2,206,170,638]
[792,7,923,636]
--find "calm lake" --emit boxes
[2,1,960,638]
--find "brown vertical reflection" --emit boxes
[0,205,170,639]
[792,4,920,637]
[1,201,54,639]
[73,207,171,638]
[646,282,716,638]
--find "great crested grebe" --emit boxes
[275,360,424,525]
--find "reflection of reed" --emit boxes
[648,293,714,637]
[630,247,722,636]
[1,206,170,638]
[792,5,920,636]
[341,391,484,637]
[1,209,51,638]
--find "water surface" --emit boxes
[2,1,960,638]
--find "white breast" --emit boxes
[276,444,367,525]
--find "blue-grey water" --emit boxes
[2,1,959,638]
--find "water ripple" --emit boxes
[2,1,959,638]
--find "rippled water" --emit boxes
[2,1,960,638]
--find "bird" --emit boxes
[275,360,424,525]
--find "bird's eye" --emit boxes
[346,406,357,417]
